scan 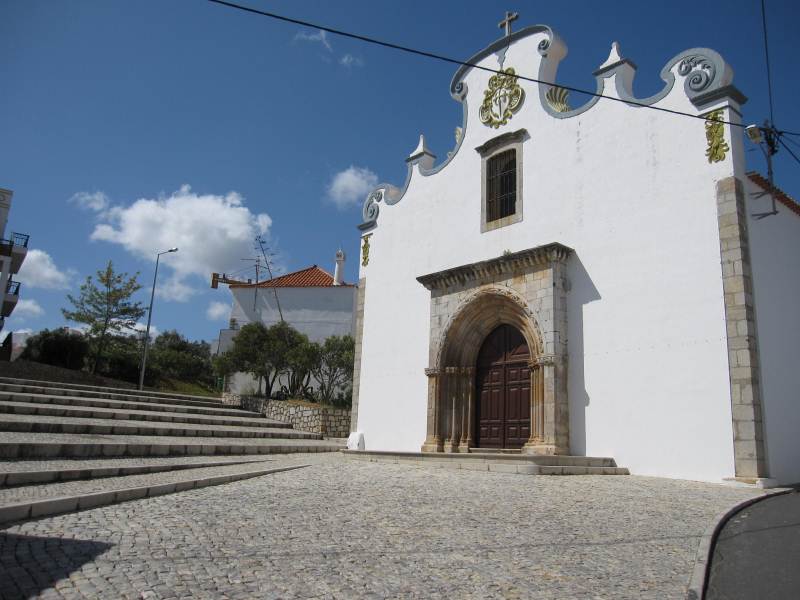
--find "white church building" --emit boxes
[350,22,800,485]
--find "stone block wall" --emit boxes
[221,393,351,437]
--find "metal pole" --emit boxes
[138,253,161,390]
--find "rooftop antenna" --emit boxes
[240,257,263,311]
[256,235,284,322]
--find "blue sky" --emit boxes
[2,0,798,342]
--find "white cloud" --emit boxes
[130,322,159,340]
[339,54,364,68]
[294,29,332,52]
[326,166,378,210]
[14,299,44,320]
[206,301,229,321]
[70,191,109,212]
[17,249,75,289]
[86,185,273,302]
[13,328,34,335]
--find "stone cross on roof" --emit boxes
[498,11,519,37]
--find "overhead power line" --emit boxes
[777,135,800,168]
[206,0,746,128]
[760,0,775,127]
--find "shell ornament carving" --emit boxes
[545,87,571,113]
[362,189,383,223]
[479,67,525,128]
[704,109,729,163]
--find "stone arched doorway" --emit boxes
[416,244,572,455]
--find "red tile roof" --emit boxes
[747,172,800,218]
[228,265,354,288]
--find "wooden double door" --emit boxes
[476,324,531,449]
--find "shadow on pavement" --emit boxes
[705,490,800,600]
[0,531,113,599]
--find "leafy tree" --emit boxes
[311,335,355,406]
[149,330,212,385]
[20,328,90,370]
[226,322,272,396]
[283,338,317,399]
[97,334,150,384]
[62,261,145,373]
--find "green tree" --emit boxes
[226,322,272,396]
[284,338,317,399]
[149,330,212,385]
[62,261,145,373]
[20,328,90,370]
[311,335,355,406]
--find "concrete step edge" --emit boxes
[0,415,314,440]
[0,400,291,429]
[0,382,226,407]
[0,464,308,525]
[0,392,264,418]
[0,376,221,402]
[0,441,344,459]
[0,458,272,487]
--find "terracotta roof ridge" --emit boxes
[746,171,800,218]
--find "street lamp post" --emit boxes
[139,247,178,390]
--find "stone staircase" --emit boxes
[0,377,343,524]
[343,449,630,475]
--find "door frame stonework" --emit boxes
[417,243,572,455]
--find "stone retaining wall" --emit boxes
[221,393,351,437]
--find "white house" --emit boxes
[214,250,357,395]
[350,23,800,486]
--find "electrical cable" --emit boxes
[776,135,800,168]
[206,0,744,127]
[760,0,775,126]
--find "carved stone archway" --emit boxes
[417,243,572,455]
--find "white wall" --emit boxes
[746,182,800,485]
[229,286,356,343]
[355,29,741,481]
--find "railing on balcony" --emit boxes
[6,280,20,296]
[11,233,29,248]
[0,233,29,256]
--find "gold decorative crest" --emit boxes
[704,109,729,163]
[361,234,372,267]
[479,67,525,128]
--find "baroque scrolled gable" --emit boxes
[358,25,745,231]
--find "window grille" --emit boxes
[486,149,516,222]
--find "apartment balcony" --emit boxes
[2,279,20,318]
[0,232,29,274]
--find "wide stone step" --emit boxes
[0,382,227,410]
[0,459,312,525]
[0,399,289,430]
[342,450,628,475]
[0,376,221,403]
[0,431,343,459]
[0,390,262,419]
[0,413,319,440]
[0,455,274,486]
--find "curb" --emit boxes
[685,486,793,599]
[0,464,308,526]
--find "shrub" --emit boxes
[20,329,90,370]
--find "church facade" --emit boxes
[350,23,800,485]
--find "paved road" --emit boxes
[706,489,800,600]
[0,454,760,599]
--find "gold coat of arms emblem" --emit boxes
[479,67,525,128]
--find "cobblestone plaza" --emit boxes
[1,453,760,599]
